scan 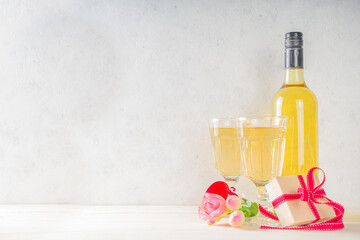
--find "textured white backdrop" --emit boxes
[0,0,359,208]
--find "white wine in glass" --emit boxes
[240,127,286,184]
[209,118,242,191]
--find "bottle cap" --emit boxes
[285,32,303,48]
[285,32,303,68]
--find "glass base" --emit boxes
[245,214,280,228]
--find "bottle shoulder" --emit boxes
[272,85,317,103]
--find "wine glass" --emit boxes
[236,116,287,226]
[209,118,243,193]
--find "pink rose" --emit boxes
[228,210,245,227]
[198,193,227,224]
[226,195,242,211]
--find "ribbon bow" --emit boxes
[297,183,326,202]
[259,167,345,231]
[298,168,326,203]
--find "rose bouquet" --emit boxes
[198,181,258,227]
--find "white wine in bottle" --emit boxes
[271,32,318,176]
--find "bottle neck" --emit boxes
[284,46,305,86]
[284,68,305,86]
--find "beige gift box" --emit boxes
[266,175,336,227]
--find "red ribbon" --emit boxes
[259,167,345,230]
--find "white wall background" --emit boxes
[0,0,359,208]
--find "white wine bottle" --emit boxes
[271,32,318,176]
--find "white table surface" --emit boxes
[0,205,358,240]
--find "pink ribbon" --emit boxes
[259,167,345,230]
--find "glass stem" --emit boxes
[224,178,238,194]
[256,185,271,210]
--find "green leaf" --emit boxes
[250,202,259,216]
[244,212,252,217]
[238,199,259,217]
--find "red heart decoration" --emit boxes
[205,181,238,200]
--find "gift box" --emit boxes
[265,168,338,227]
